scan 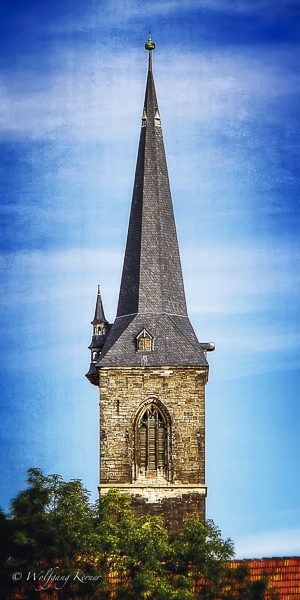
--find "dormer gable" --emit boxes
[136,328,154,352]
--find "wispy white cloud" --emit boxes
[1,241,299,372]
[195,0,289,14]
[0,248,122,302]
[234,528,300,559]
[183,243,300,314]
[0,43,298,143]
[2,241,299,312]
[52,0,291,33]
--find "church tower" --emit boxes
[86,34,214,529]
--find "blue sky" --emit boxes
[0,0,300,558]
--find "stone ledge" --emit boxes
[98,484,207,503]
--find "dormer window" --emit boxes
[142,108,147,127]
[92,351,98,362]
[154,109,161,126]
[136,329,153,352]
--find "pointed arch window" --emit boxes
[138,405,166,471]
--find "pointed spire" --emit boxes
[91,38,209,370]
[116,36,187,319]
[92,286,108,325]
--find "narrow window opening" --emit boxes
[142,108,147,126]
[139,405,166,471]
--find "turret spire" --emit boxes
[92,285,108,327]
[85,286,111,384]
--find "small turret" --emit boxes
[85,286,110,385]
[91,285,108,336]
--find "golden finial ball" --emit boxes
[145,31,156,51]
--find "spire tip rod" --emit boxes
[144,31,156,71]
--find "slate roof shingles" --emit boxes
[94,62,208,370]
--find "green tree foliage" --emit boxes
[0,469,276,600]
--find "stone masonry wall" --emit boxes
[98,366,207,486]
[131,493,206,530]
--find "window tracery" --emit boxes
[135,402,170,479]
